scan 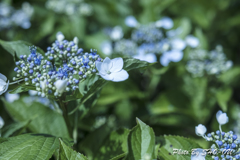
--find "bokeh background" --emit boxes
[1,0,240,153]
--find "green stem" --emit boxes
[59,100,73,139]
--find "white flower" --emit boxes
[170,38,186,51]
[0,73,9,95]
[5,92,19,103]
[160,50,183,66]
[0,116,4,129]
[125,16,139,27]
[55,79,68,94]
[101,41,113,55]
[191,148,206,160]
[155,17,173,29]
[185,35,199,48]
[110,26,123,40]
[195,124,207,136]
[216,110,229,125]
[96,57,129,82]
[133,49,157,63]
[56,32,65,42]
[73,37,79,44]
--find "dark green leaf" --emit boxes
[123,58,152,71]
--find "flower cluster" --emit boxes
[46,0,92,16]
[195,111,240,160]
[0,2,33,30]
[101,16,199,66]
[12,32,102,98]
[186,45,233,77]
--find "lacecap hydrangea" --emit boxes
[12,32,102,98]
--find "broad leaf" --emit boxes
[0,134,72,160]
[124,118,155,160]
[157,135,212,160]
[0,39,45,60]
[9,84,36,94]
[1,121,29,138]
[59,139,88,160]
[123,58,152,71]
[79,74,99,96]
[2,98,70,138]
[215,87,232,112]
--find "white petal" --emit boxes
[216,110,229,125]
[3,81,9,93]
[125,16,138,27]
[185,35,199,48]
[133,53,157,63]
[0,116,4,129]
[195,124,207,136]
[95,61,107,75]
[101,41,113,55]
[0,73,7,82]
[102,57,113,72]
[55,80,68,93]
[111,70,129,82]
[100,74,114,81]
[0,79,6,86]
[191,148,206,160]
[216,110,223,120]
[171,38,186,51]
[73,37,79,44]
[5,92,20,103]
[110,58,123,73]
[168,50,183,62]
[56,32,64,41]
[160,53,171,66]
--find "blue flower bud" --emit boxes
[47,47,51,51]
[49,56,53,60]
[14,67,18,72]
[236,155,240,159]
[67,47,71,52]
[51,50,55,54]
[218,141,223,146]
[216,130,220,135]
[214,157,219,160]
[233,135,237,140]
[20,55,24,59]
[222,132,225,136]
[75,80,79,84]
[77,48,83,54]
[232,143,236,148]
[29,69,33,74]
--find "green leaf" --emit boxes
[0,39,45,60]
[2,98,70,138]
[125,118,155,160]
[0,134,72,160]
[123,58,152,71]
[9,84,35,94]
[79,74,100,96]
[59,139,88,160]
[157,135,211,160]
[65,89,83,102]
[1,121,29,138]
[215,87,232,112]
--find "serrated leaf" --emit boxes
[0,134,71,160]
[59,139,88,160]
[0,39,45,60]
[2,98,70,138]
[79,74,99,96]
[123,58,152,71]
[157,135,212,160]
[124,118,155,160]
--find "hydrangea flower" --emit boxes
[46,0,92,16]
[102,16,198,65]
[12,32,103,98]
[0,73,9,95]
[186,46,233,77]
[96,57,129,82]
[195,111,240,160]
[0,2,33,30]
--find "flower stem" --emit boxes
[59,100,73,139]
[9,79,24,85]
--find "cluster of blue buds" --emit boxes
[46,0,92,16]
[186,45,233,77]
[207,131,240,160]
[101,16,199,66]
[0,2,33,30]
[12,32,102,98]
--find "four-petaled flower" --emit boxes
[0,73,9,95]
[96,57,129,82]
[195,124,207,137]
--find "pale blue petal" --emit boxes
[168,50,183,62]
[111,70,129,82]
[185,35,199,48]
[171,38,186,51]
[102,57,113,72]
[160,53,171,66]
[125,16,138,27]
[110,58,123,73]
[101,41,112,55]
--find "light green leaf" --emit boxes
[125,118,155,160]
[9,84,35,94]
[2,98,70,138]
[59,139,88,160]
[157,135,212,160]
[0,39,45,60]
[1,121,29,138]
[0,134,72,160]
[216,87,232,112]
[79,74,99,96]
[123,58,152,71]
